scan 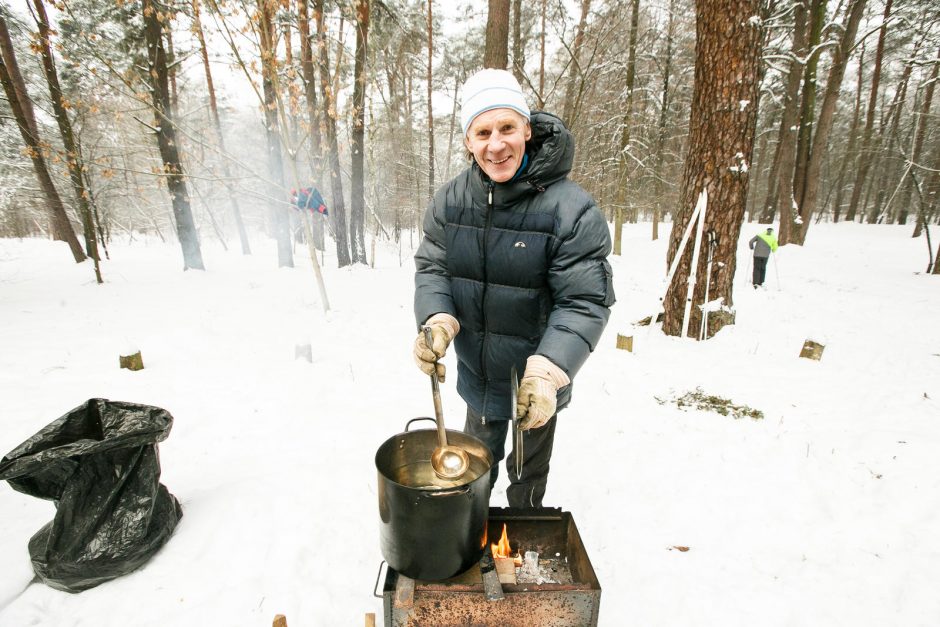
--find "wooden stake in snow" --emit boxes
[119,351,144,371]
[272,615,287,627]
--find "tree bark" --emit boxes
[662,0,762,338]
[314,0,351,267]
[258,0,294,268]
[484,0,510,69]
[350,0,370,264]
[31,0,102,280]
[845,0,892,222]
[193,0,251,255]
[792,0,867,244]
[0,15,85,263]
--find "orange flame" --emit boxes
[490,523,512,559]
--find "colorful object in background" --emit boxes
[292,186,328,216]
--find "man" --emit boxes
[748,227,778,288]
[412,69,615,508]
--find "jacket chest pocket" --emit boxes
[486,229,551,289]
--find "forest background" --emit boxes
[1,0,939,324]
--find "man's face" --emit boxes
[464,109,531,183]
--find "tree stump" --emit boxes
[799,340,825,361]
[119,351,144,371]
[272,615,288,627]
[616,334,634,352]
[294,343,312,362]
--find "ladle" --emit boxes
[423,326,471,480]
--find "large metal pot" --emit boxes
[376,418,493,581]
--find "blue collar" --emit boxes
[509,153,529,182]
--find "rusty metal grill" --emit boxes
[377,507,601,627]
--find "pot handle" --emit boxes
[373,560,387,598]
[404,417,436,432]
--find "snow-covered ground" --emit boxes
[1,222,938,626]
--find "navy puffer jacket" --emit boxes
[414,111,615,421]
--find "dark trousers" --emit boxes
[753,255,768,286]
[463,406,557,508]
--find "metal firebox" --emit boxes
[376,507,601,627]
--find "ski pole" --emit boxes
[699,230,718,341]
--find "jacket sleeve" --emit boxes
[749,235,757,249]
[413,196,456,328]
[537,202,615,379]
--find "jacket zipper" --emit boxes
[480,183,494,424]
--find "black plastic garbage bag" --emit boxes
[0,399,182,593]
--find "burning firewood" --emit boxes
[491,523,521,584]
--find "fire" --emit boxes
[490,524,522,565]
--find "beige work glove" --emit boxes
[516,354,570,430]
[413,313,460,382]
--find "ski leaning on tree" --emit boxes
[412,69,615,509]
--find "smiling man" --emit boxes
[412,69,615,508]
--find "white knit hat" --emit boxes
[460,69,530,135]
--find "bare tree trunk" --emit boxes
[662,0,762,338]
[792,0,867,244]
[298,0,325,250]
[612,0,639,254]
[758,106,781,224]
[165,25,178,115]
[350,0,370,264]
[869,53,915,224]
[31,0,102,281]
[426,0,435,201]
[792,0,824,209]
[143,0,204,270]
[913,122,940,238]
[561,0,591,126]
[511,0,524,83]
[652,0,677,242]
[830,41,866,223]
[845,0,892,222]
[192,0,251,255]
[0,16,85,263]
[897,45,939,227]
[315,0,352,267]
[774,1,808,246]
[538,0,546,108]
[484,0,510,69]
[259,0,294,268]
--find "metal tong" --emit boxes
[510,365,523,480]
